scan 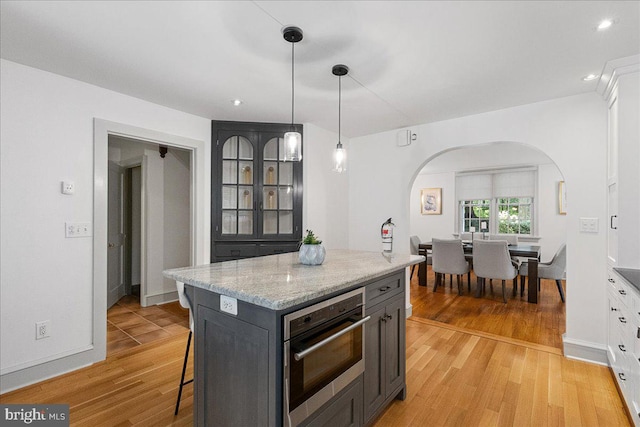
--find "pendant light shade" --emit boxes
[332,64,349,173]
[283,26,303,162]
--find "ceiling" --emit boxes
[1,1,639,137]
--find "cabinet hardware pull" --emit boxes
[608,278,615,283]
[611,307,618,311]
[386,314,393,320]
[379,286,391,292]
[611,215,618,230]
[619,372,626,381]
[293,316,371,361]
[619,317,627,324]
[381,317,387,323]
[637,327,640,339]
[619,344,627,352]
[619,290,627,295]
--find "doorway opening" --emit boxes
[408,141,567,350]
[105,135,192,354]
[93,119,207,363]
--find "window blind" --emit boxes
[456,169,536,200]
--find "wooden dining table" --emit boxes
[418,242,542,303]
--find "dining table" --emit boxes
[418,241,542,303]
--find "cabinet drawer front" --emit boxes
[215,244,257,258]
[257,243,299,256]
[365,273,403,306]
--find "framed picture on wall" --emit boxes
[558,181,567,215]
[421,188,442,215]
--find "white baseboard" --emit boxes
[405,303,412,318]
[0,346,99,394]
[562,334,608,366]
[145,290,179,306]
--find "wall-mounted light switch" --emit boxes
[579,217,599,233]
[65,222,92,238]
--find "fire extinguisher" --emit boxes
[381,218,395,253]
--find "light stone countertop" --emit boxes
[163,249,424,310]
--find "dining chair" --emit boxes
[472,240,518,303]
[409,235,427,279]
[431,238,471,295]
[488,234,519,245]
[519,243,566,302]
[175,281,194,415]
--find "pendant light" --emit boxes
[332,64,349,173]
[282,26,303,162]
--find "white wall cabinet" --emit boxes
[605,69,640,269]
[607,269,640,424]
[604,58,640,423]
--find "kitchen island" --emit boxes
[164,249,423,427]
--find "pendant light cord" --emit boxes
[291,42,295,128]
[338,75,342,144]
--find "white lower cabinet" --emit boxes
[608,268,640,425]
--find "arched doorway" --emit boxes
[408,141,567,350]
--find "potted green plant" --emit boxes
[299,229,326,265]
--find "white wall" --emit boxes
[0,59,210,391]
[409,172,456,246]
[537,163,567,260]
[349,93,608,356]
[302,123,349,249]
[163,149,191,296]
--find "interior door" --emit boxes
[108,161,125,308]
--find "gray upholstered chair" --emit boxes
[488,234,519,245]
[472,240,518,303]
[519,243,566,302]
[409,235,429,279]
[431,238,471,295]
[459,232,484,241]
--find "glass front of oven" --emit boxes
[288,308,363,411]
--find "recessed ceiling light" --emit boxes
[582,74,599,82]
[597,19,613,30]
[231,99,243,106]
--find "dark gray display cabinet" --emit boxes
[211,120,303,262]
[363,276,407,425]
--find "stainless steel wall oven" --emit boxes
[283,288,369,426]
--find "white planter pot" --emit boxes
[299,244,326,265]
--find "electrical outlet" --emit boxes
[220,295,238,315]
[61,181,75,195]
[36,320,51,340]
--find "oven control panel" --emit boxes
[288,294,362,338]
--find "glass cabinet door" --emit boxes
[262,137,295,236]
[221,135,254,236]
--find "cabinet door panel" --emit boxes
[363,304,385,421]
[197,306,270,426]
[385,295,405,396]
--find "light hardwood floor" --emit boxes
[1,285,628,426]
[410,267,566,349]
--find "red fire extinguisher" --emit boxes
[381,218,395,253]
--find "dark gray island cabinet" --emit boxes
[163,249,423,427]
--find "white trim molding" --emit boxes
[597,54,640,101]
[562,334,608,366]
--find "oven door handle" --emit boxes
[293,316,371,361]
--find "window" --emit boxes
[497,197,532,235]
[461,199,490,232]
[456,169,536,236]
